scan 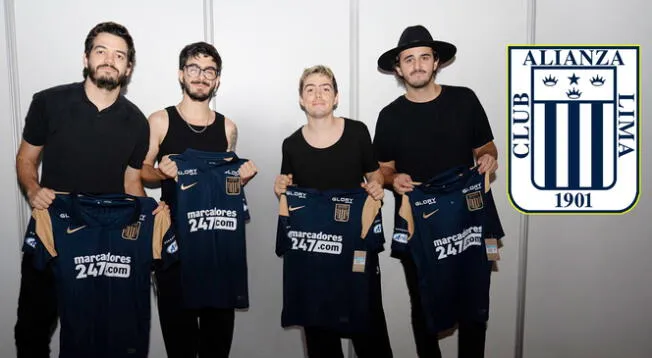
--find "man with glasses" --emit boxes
[141,41,256,358]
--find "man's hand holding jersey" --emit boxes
[274,174,293,198]
[238,160,258,186]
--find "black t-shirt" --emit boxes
[22,82,149,193]
[280,118,379,191]
[373,85,494,183]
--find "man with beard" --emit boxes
[373,25,498,357]
[14,22,150,357]
[141,42,256,358]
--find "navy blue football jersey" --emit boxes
[22,193,178,358]
[170,149,250,309]
[276,187,384,334]
[392,167,504,333]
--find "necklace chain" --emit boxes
[177,105,210,134]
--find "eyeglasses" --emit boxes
[184,64,219,80]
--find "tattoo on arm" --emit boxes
[228,125,238,151]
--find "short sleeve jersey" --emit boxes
[170,149,250,309]
[281,118,379,190]
[22,82,149,193]
[373,85,493,183]
[391,167,504,333]
[22,193,178,358]
[276,187,384,333]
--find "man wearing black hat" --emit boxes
[373,25,498,357]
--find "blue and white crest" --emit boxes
[167,240,178,254]
[508,46,639,213]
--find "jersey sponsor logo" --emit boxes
[224,169,239,176]
[66,225,87,234]
[415,198,437,206]
[187,208,237,219]
[465,191,484,211]
[462,182,482,194]
[288,205,305,212]
[188,216,237,232]
[432,226,482,260]
[167,240,178,254]
[59,213,70,219]
[73,252,132,279]
[392,232,408,244]
[332,197,354,204]
[334,204,350,222]
[121,222,141,240]
[178,168,198,176]
[186,207,238,232]
[180,182,198,191]
[508,46,640,213]
[226,176,241,195]
[422,209,440,219]
[287,230,343,255]
[285,190,307,199]
[25,237,37,248]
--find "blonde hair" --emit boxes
[298,65,338,95]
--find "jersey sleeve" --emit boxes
[22,92,48,146]
[391,195,415,258]
[128,114,150,170]
[360,196,384,253]
[275,195,291,257]
[483,189,505,240]
[466,88,494,149]
[23,210,57,270]
[152,210,179,269]
[356,121,380,174]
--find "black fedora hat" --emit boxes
[377,25,456,72]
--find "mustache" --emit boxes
[96,64,119,72]
[409,70,427,76]
[191,80,211,87]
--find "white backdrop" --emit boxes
[1,0,650,357]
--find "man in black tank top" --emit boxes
[141,42,257,358]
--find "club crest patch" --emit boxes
[508,46,640,213]
[122,222,141,240]
[466,191,484,211]
[334,204,350,222]
[226,176,241,195]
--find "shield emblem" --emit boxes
[226,176,241,195]
[122,222,141,240]
[466,191,484,211]
[334,204,350,222]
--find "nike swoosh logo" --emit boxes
[180,182,198,191]
[422,209,439,219]
[66,225,87,234]
[288,205,305,212]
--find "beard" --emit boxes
[404,69,433,89]
[180,79,217,102]
[88,64,128,91]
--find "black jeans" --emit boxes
[155,263,235,358]
[401,255,487,358]
[15,252,58,358]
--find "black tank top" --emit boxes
[158,106,228,204]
